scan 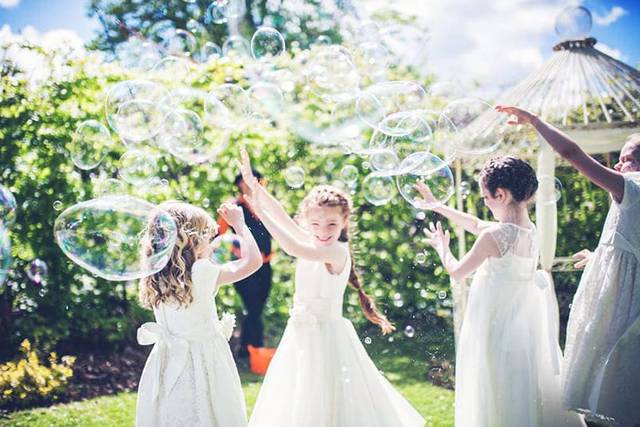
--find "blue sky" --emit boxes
[1,0,639,91]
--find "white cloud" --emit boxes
[593,6,627,26]
[596,42,628,62]
[362,0,562,97]
[0,0,20,8]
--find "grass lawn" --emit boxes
[2,365,454,427]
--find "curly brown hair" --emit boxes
[139,201,217,309]
[479,156,538,202]
[299,185,395,334]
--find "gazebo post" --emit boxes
[536,137,558,271]
[452,158,467,344]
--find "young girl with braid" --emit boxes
[238,149,424,427]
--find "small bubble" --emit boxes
[53,201,63,211]
[415,252,426,264]
[416,211,426,220]
[438,290,447,300]
[364,337,372,345]
[404,325,416,338]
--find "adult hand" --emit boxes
[572,248,592,269]
[423,221,450,257]
[238,148,261,194]
[495,105,537,126]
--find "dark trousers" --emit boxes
[234,263,272,351]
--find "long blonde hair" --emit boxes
[299,185,395,334]
[139,201,217,309]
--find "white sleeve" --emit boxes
[620,173,640,210]
[191,258,221,296]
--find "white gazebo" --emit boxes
[452,6,640,339]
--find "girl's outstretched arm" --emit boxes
[216,203,263,285]
[238,148,310,242]
[424,221,499,282]
[243,192,347,266]
[496,105,625,202]
[415,181,494,235]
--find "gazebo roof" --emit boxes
[470,34,640,154]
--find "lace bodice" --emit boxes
[482,223,538,282]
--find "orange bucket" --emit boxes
[247,345,276,376]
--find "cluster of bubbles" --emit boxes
[56,4,517,281]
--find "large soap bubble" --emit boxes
[54,196,177,281]
[441,98,504,155]
[69,120,112,170]
[0,184,17,228]
[247,82,284,120]
[396,152,455,209]
[208,83,250,121]
[105,80,167,143]
[356,81,427,133]
[555,6,592,40]
[151,56,192,82]
[118,149,159,185]
[284,166,305,189]
[307,45,360,102]
[537,175,563,205]
[162,29,197,57]
[0,227,10,287]
[362,173,396,206]
[222,35,251,57]
[354,41,389,78]
[251,27,285,61]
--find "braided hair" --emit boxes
[300,185,395,334]
[479,156,538,202]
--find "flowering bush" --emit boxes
[0,339,75,409]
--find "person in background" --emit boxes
[217,169,274,358]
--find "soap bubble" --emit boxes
[364,337,372,345]
[438,290,447,300]
[162,29,197,57]
[356,81,427,131]
[362,173,395,206]
[118,150,158,185]
[208,83,250,119]
[96,178,127,197]
[53,196,177,281]
[222,35,251,57]
[307,45,360,102]
[69,120,112,170]
[26,258,48,285]
[354,41,389,78]
[105,80,167,142]
[537,175,563,205]
[404,325,415,338]
[251,27,285,60]
[53,201,63,211]
[151,56,192,82]
[284,166,305,189]
[369,149,401,175]
[441,98,503,155]
[211,233,242,264]
[340,165,359,185]
[415,252,426,264]
[197,41,222,62]
[555,6,592,40]
[0,184,17,228]
[247,82,284,120]
[114,38,161,70]
[396,152,455,209]
[0,227,10,287]
[416,211,426,220]
[206,1,229,24]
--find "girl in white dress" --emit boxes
[497,105,640,426]
[136,201,263,427]
[238,149,424,427]
[418,156,585,427]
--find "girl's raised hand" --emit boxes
[495,105,537,126]
[415,180,438,208]
[424,221,450,256]
[217,202,245,230]
[572,248,592,270]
